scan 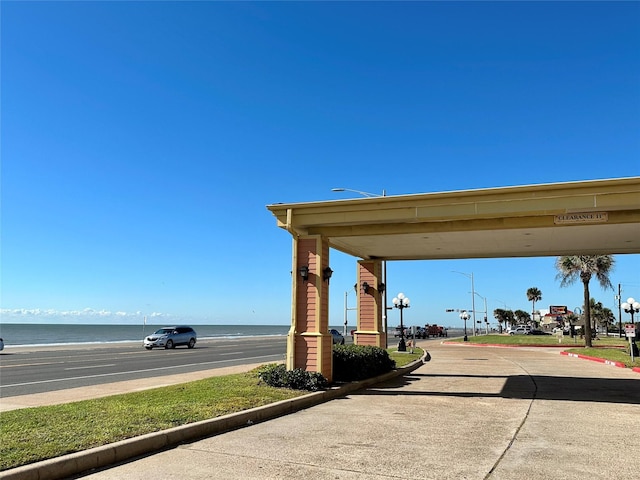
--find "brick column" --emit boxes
[287,235,333,382]
[353,260,385,348]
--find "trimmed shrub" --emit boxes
[332,344,396,382]
[256,363,329,391]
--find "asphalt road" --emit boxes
[0,337,287,398]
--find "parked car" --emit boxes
[393,326,405,338]
[143,326,197,350]
[509,326,531,335]
[330,329,345,345]
[529,329,549,335]
[404,326,426,339]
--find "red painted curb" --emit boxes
[560,350,627,368]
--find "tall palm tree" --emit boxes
[526,287,542,321]
[514,310,531,325]
[493,308,515,332]
[555,255,615,347]
[493,309,508,332]
[589,298,616,334]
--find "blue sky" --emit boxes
[2,1,639,328]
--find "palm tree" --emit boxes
[526,287,542,322]
[493,309,507,332]
[514,310,531,325]
[493,308,515,332]
[589,298,616,334]
[555,255,615,347]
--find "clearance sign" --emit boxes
[554,212,608,224]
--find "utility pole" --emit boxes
[617,284,623,338]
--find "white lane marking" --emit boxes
[0,362,66,369]
[65,364,116,371]
[0,354,283,388]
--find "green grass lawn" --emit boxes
[388,347,423,366]
[0,371,305,471]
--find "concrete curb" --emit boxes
[560,350,640,374]
[0,353,428,480]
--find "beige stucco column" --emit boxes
[287,235,333,382]
[353,260,385,347]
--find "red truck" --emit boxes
[425,324,448,337]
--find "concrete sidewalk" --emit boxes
[3,341,640,480]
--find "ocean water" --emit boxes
[0,324,291,347]
[0,323,462,348]
[0,323,358,347]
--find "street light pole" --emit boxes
[343,291,357,337]
[453,271,476,336]
[392,292,410,351]
[331,187,386,197]
[473,292,488,334]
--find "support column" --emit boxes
[287,235,333,382]
[353,260,385,348]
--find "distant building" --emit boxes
[540,310,574,329]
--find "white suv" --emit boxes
[143,326,197,350]
[509,325,531,335]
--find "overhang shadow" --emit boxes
[352,374,640,405]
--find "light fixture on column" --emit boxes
[392,293,410,352]
[362,282,370,294]
[622,297,640,357]
[322,267,333,282]
[298,265,309,282]
[460,310,469,342]
[378,283,385,294]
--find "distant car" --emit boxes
[0,337,4,351]
[143,326,197,350]
[529,329,549,335]
[330,329,345,345]
[509,326,531,335]
[408,326,429,339]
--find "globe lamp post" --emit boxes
[622,297,640,357]
[621,297,640,324]
[460,310,469,342]
[392,293,410,352]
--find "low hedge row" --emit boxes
[257,344,396,390]
[333,344,396,382]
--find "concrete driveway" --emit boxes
[66,341,640,480]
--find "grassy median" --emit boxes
[0,370,305,471]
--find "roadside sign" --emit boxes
[625,325,636,338]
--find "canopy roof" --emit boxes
[267,177,640,261]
